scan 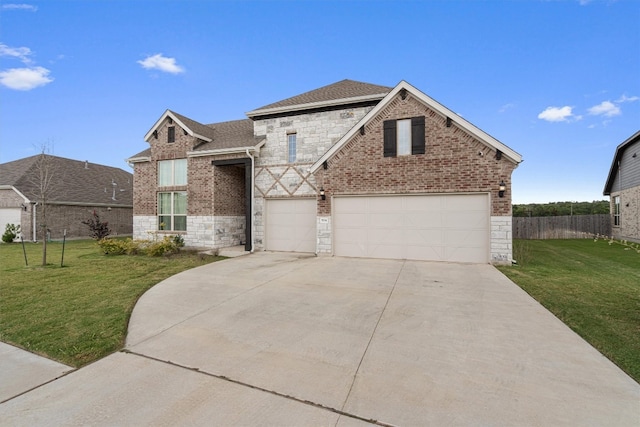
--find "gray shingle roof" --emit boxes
[247,79,392,117]
[196,118,263,151]
[603,129,640,195]
[170,110,217,141]
[0,155,133,206]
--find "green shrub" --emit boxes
[2,224,21,243]
[145,236,182,257]
[98,238,142,255]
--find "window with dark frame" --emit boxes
[383,116,425,157]
[614,195,620,226]
[168,126,176,143]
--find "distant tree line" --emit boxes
[513,200,610,217]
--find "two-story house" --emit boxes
[128,80,522,264]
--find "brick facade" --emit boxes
[314,93,515,217]
[311,92,518,263]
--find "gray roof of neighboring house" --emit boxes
[604,129,640,195]
[246,79,392,118]
[0,155,133,206]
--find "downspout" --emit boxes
[246,149,255,252]
[32,202,37,242]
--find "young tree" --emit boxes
[30,145,59,266]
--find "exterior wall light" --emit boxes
[498,181,506,198]
[319,187,326,200]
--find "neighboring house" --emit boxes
[0,155,133,241]
[604,130,640,243]
[129,79,522,264]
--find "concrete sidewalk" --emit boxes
[1,252,638,425]
[0,342,73,403]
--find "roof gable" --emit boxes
[246,79,391,118]
[144,110,216,142]
[310,80,523,173]
[603,130,640,195]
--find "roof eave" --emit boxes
[127,156,151,164]
[311,81,523,173]
[246,93,389,119]
[603,130,640,195]
[187,139,266,158]
[0,185,30,203]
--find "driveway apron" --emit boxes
[1,252,638,426]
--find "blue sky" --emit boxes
[1,0,638,204]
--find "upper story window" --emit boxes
[158,158,187,187]
[613,195,620,226]
[168,126,176,143]
[383,116,425,157]
[288,133,297,163]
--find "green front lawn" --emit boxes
[0,239,224,367]
[497,239,640,383]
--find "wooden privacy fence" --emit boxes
[513,215,612,240]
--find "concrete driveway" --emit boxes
[1,252,638,426]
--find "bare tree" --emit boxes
[30,145,59,266]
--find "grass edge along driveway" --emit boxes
[0,239,224,367]
[497,239,640,383]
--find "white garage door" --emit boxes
[0,208,21,235]
[265,199,316,253]
[333,194,489,263]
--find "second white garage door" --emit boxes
[265,198,316,253]
[333,194,489,263]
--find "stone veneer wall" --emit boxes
[133,215,157,241]
[134,215,244,249]
[316,216,331,254]
[491,216,513,264]
[252,106,375,250]
[610,186,640,243]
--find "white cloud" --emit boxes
[1,3,38,11]
[498,103,516,113]
[0,43,33,64]
[137,54,185,74]
[588,100,621,117]
[616,94,639,103]
[537,106,579,122]
[0,67,53,90]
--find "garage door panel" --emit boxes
[406,244,445,261]
[266,199,316,253]
[368,228,406,245]
[406,229,444,246]
[405,195,443,210]
[336,213,367,228]
[333,195,489,263]
[405,212,443,228]
[445,194,485,210]
[370,212,405,227]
